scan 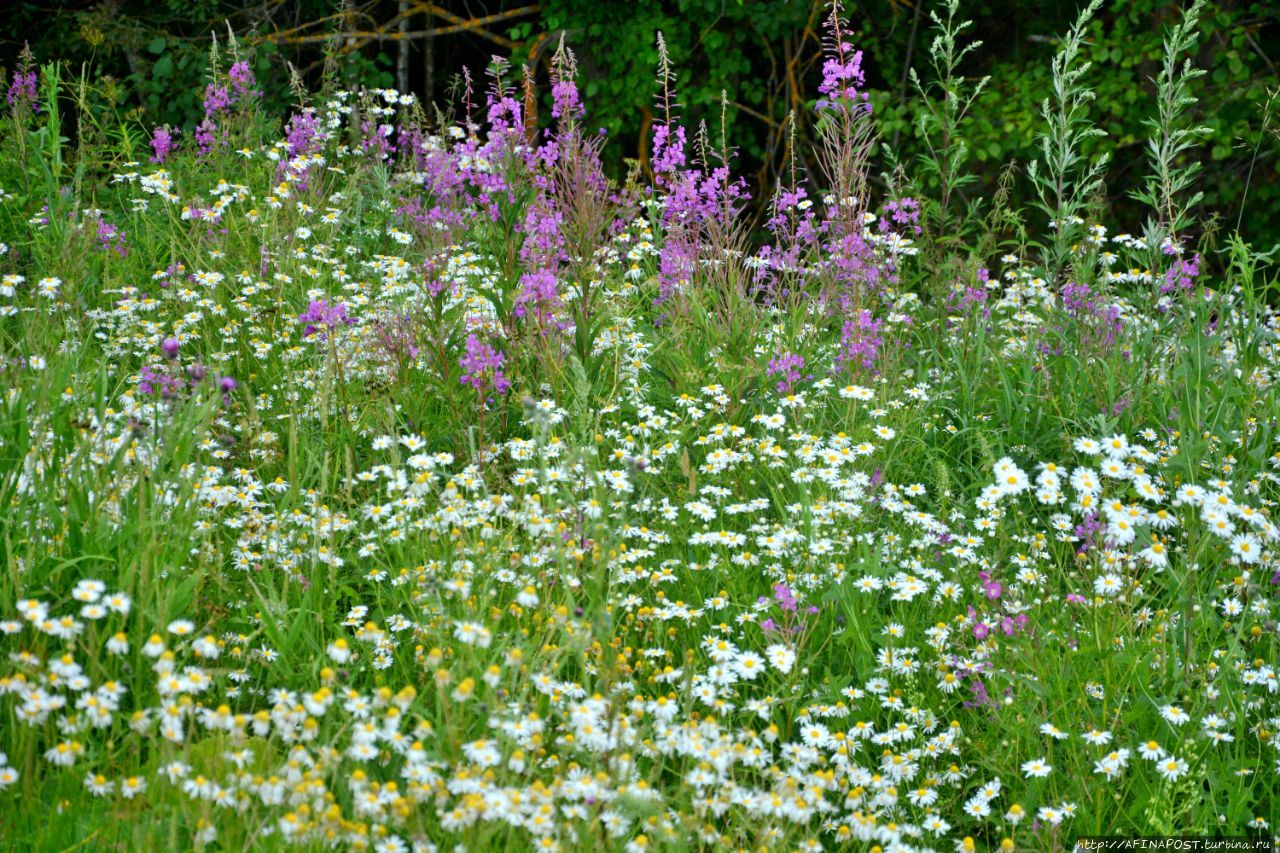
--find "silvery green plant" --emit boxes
[1132,0,1211,252]
[908,0,990,248]
[1027,0,1106,284]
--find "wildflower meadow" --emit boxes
[0,1,1278,850]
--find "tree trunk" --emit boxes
[397,0,411,95]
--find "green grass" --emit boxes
[0,41,1278,853]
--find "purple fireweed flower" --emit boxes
[149,126,177,164]
[1000,615,1030,637]
[285,109,323,157]
[551,77,584,122]
[1062,281,1123,350]
[7,70,38,112]
[137,365,185,398]
[816,36,870,115]
[836,309,884,374]
[947,269,991,318]
[881,196,921,233]
[299,299,354,339]
[202,84,233,117]
[460,334,510,396]
[767,352,806,394]
[648,35,750,306]
[194,119,219,157]
[8,44,39,115]
[360,119,396,160]
[1074,511,1102,554]
[7,45,38,115]
[652,124,687,176]
[964,679,995,710]
[1161,252,1201,295]
[773,583,798,612]
[227,61,259,101]
[95,217,128,258]
[514,194,567,326]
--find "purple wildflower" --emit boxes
[299,299,354,339]
[460,334,511,397]
[149,126,177,164]
[7,70,38,114]
[766,352,806,394]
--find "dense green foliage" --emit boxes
[3,0,1278,242]
[1,2,1280,850]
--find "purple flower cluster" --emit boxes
[515,196,566,325]
[550,76,584,123]
[836,309,885,375]
[227,61,259,101]
[1062,281,1123,354]
[195,61,259,157]
[766,352,807,394]
[459,334,511,397]
[1073,511,1103,555]
[275,109,328,192]
[7,45,38,114]
[6,69,37,114]
[759,583,819,637]
[299,299,355,339]
[194,119,219,158]
[753,183,820,304]
[95,217,128,258]
[1161,252,1201,296]
[881,196,922,234]
[946,268,991,318]
[285,109,323,158]
[137,364,187,398]
[149,126,177,164]
[360,118,395,160]
[137,339,238,406]
[650,148,750,306]
[968,603,1028,641]
[647,36,751,306]
[816,35,870,116]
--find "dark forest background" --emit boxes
[3,0,1278,243]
